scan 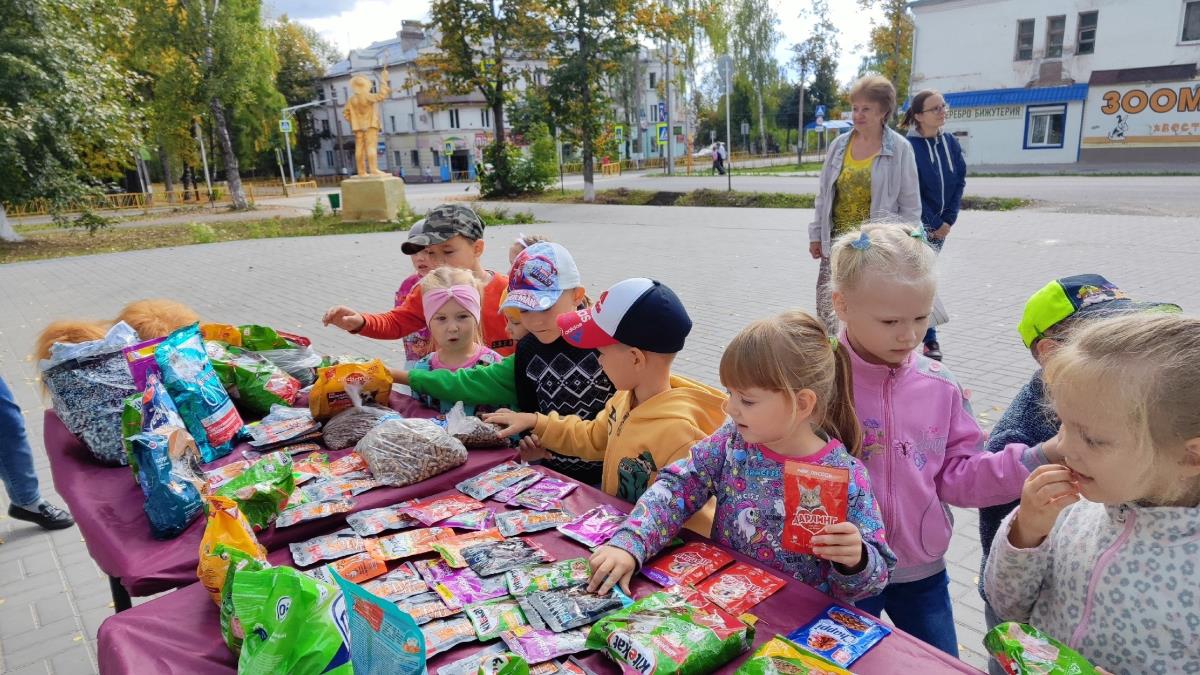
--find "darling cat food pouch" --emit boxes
[782,462,849,555]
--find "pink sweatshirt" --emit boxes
[840,332,1047,583]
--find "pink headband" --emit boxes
[423,285,482,325]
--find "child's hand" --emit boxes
[482,409,537,437]
[812,522,866,572]
[1009,464,1079,549]
[588,545,636,595]
[517,434,548,461]
[323,306,365,332]
[387,367,410,385]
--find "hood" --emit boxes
[628,374,728,429]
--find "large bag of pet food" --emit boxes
[129,426,206,539]
[214,452,296,530]
[122,372,186,481]
[985,622,1099,675]
[332,570,426,673]
[309,360,392,421]
[205,341,300,417]
[155,323,243,462]
[217,544,268,654]
[198,495,267,605]
[41,321,140,465]
[232,566,353,675]
[356,418,467,487]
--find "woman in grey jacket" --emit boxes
[808,74,920,333]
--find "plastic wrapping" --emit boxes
[785,605,891,668]
[735,636,853,675]
[213,451,295,530]
[204,341,300,417]
[322,400,395,450]
[155,323,242,462]
[216,544,269,655]
[198,495,267,605]
[695,562,787,617]
[466,597,532,641]
[362,563,429,602]
[984,622,1099,675]
[346,502,421,537]
[309,360,392,420]
[357,418,468,487]
[457,462,539,500]
[290,528,368,567]
[523,586,630,632]
[463,538,554,577]
[404,494,488,526]
[498,509,574,537]
[447,401,510,448]
[556,505,624,548]
[501,625,590,664]
[434,567,510,609]
[506,559,592,597]
[256,346,323,388]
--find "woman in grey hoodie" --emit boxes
[808,74,920,334]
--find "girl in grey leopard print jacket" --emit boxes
[984,313,1200,674]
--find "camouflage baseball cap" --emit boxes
[401,203,484,254]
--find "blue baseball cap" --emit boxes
[502,242,583,312]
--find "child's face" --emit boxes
[723,387,803,447]
[424,236,483,272]
[518,291,579,344]
[1053,378,1158,504]
[428,298,477,352]
[505,313,529,341]
[410,248,432,276]
[834,272,934,366]
[596,343,640,391]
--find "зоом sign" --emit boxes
[1082,81,1200,147]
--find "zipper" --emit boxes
[883,368,897,537]
[932,137,945,218]
[1069,505,1135,648]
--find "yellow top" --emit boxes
[832,145,878,237]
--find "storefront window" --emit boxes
[1025,105,1066,148]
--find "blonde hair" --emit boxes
[719,310,862,456]
[831,220,937,292]
[1044,312,1200,505]
[420,266,484,345]
[849,74,898,123]
[509,233,551,264]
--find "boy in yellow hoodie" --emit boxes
[485,278,726,534]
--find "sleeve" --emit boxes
[357,287,425,340]
[896,140,922,224]
[605,433,728,566]
[827,459,896,601]
[943,135,967,225]
[809,138,841,245]
[983,508,1054,623]
[531,403,613,461]
[936,387,1045,508]
[407,355,518,410]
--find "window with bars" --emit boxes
[1046,15,1066,57]
[1015,19,1035,60]
[1077,11,1098,54]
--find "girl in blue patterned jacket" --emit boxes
[588,310,896,603]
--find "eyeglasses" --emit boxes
[921,104,950,114]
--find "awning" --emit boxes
[932,84,1089,109]
[804,120,853,130]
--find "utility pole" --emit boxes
[281,100,324,186]
[664,41,673,176]
[720,54,733,192]
[797,80,805,164]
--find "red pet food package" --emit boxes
[402,494,488,526]
[642,541,734,587]
[694,562,787,617]
[329,550,388,584]
[782,462,850,554]
[368,527,456,561]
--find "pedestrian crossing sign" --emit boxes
[656,123,668,145]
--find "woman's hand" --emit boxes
[482,409,537,437]
[809,241,823,260]
[323,306,365,332]
[813,522,866,572]
[588,545,636,595]
[930,223,951,240]
[1008,464,1079,549]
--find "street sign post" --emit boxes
[656,123,668,146]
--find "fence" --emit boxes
[4,181,320,217]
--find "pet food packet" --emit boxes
[305,564,337,585]
[443,508,497,531]
[205,460,250,492]
[556,504,625,548]
[371,527,455,560]
[785,605,892,668]
[642,541,734,587]
[464,538,555,577]
[397,591,461,625]
[492,473,543,503]
[512,478,577,511]
[289,528,366,567]
[404,493,489,526]
[282,441,323,456]
[432,528,506,568]
[309,360,392,421]
[346,502,421,537]
[423,617,478,657]
[130,428,206,540]
[300,479,358,502]
[497,509,574,537]
[695,562,787,617]
[122,336,167,391]
[201,323,243,346]
[361,562,428,602]
[415,558,459,586]
[465,597,532,641]
[214,451,296,530]
[292,453,331,484]
[246,416,321,448]
[984,622,1099,675]
[506,559,592,597]
[501,625,590,664]
[435,567,511,609]
[736,635,853,675]
[284,489,309,510]
[525,586,631,633]
[458,461,538,500]
[155,323,244,462]
[438,643,509,675]
[329,550,388,584]
[586,586,754,675]
[276,498,354,528]
[782,462,850,554]
[332,570,426,673]
[232,566,352,675]
[216,544,268,654]
[329,452,368,476]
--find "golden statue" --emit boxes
[343,59,390,176]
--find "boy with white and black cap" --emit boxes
[486,278,727,535]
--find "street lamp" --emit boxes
[718,54,733,192]
[280,100,325,186]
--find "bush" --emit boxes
[188,222,217,244]
[479,124,557,198]
[54,209,112,235]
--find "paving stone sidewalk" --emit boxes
[1,204,1196,674]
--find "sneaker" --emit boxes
[8,502,75,530]
[923,341,943,361]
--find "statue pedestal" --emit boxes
[340,175,406,222]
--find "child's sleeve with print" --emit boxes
[828,457,896,601]
[606,431,728,566]
[407,355,519,410]
[358,286,425,339]
[984,508,1056,623]
[937,383,1046,508]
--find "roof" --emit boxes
[1090,64,1198,85]
[903,84,1089,110]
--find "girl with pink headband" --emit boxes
[409,267,503,414]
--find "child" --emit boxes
[323,203,515,356]
[828,222,1061,657]
[409,267,503,414]
[976,274,1180,674]
[985,312,1200,672]
[484,278,727,535]
[392,242,615,485]
[396,219,434,367]
[509,233,550,265]
[588,310,895,604]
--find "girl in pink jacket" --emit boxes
[828,222,1060,656]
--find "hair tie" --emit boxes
[513,232,529,249]
[828,335,838,351]
[850,232,871,251]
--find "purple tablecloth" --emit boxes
[97,469,980,674]
[46,391,517,596]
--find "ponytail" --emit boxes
[900,89,939,133]
[826,342,862,457]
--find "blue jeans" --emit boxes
[0,376,42,507]
[856,569,960,657]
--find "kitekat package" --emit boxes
[402,493,487,526]
[556,504,625,548]
[642,541,733,587]
[431,528,506,568]
[464,538,554,577]
[782,462,850,554]
[497,509,574,537]
[695,562,787,617]
[457,461,539,500]
[507,558,592,597]
[785,605,892,668]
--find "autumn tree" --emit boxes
[272,16,340,177]
[791,0,840,151]
[858,0,914,116]
[730,0,781,153]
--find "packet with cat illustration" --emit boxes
[497,509,574,537]
[785,605,892,668]
[782,462,849,554]
[431,528,506,568]
[695,562,787,617]
[434,567,510,609]
[642,541,733,587]
[736,635,853,675]
[457,461,539,500]
[507,559,592,597]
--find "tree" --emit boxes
[858,0,914,116]
[607,51,645,159]
[0,0,142,240]
[272,16,341,177]
[730,0,781,153]
[422,0,552,196]
[790,0,839,152]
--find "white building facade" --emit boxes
[909,0,1200,165]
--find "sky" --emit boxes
[267,0,882,86]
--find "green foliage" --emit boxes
[189,221,217,243]
[52,209,114,235]
[857,0,914,112]
[473,206,537,225]
[271,16,340,173]
[311,197,326,219]
[480,125,557,198]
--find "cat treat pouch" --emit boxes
[782,462,849,554]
